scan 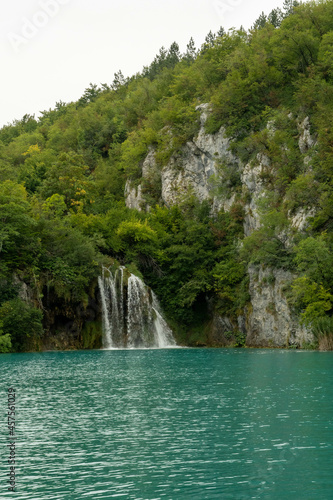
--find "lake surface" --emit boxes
[0,348,332,499]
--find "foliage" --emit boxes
[241,194,292,268]
[140,200,245,324]
[284,173,320,213]
[0,299,43,352]
[291,276,333,324]
[0,319,11,353]
[210,160,242,199]
[0,181,40,269]
[311,316,333,350]
[1,1,333,350]
[0,333,12,353]
[289,234,333,325]
[234,331,247,347]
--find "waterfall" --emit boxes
[98,266,176,348]
[97,266,125,348]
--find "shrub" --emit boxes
[312,316,333,351]
[0,299,43,352]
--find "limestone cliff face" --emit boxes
[125,181,144,211]
[246,266,312,347]
[241,154,267,237]
[125,105,317,347]
[125,103,238,212]
[161,104,238,210]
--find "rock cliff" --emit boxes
[125,105,317,348]
[246,266,312,347]
[126,103,238,212]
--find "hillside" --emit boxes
[1,0,333,352]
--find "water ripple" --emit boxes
[0,349,332,499]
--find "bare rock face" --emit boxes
[161,105,238,209]
[246,266,313,347]
[241,154,268,236]
[13,275,34,305]
[125,148,160,211]
[161,141,216,206]
[290,207,316,231]
[124,105,317,347]
[142,148,157,178]
[209,314,235,346]
[298,116,316,154]
[124,181,144,211]
[125,104,239,211]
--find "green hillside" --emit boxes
[1,0,333,352]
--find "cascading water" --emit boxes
[98,266,176,348]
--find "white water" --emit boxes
[98,266,176,348]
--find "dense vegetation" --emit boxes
[1,0,333,351]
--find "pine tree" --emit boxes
[268,8,283,28]
[78,83,100,106]
[167,42,181,67]
[201,30,216,54]
[252,12,268,30]
[283,0,300,17]
[205,30,216,47]
[184,37,197,62]
[111,71,126,91]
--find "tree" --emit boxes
[318,32,333,81]
[167,42,181,67]
[283,0,300,18]
[0,181,38,265]
[293,235,333,286]
[252,12,268,30]
[0,299,43,352]
[201,30,216,53]
[0,320,11,353]
[145,47,168,79]
[291,277,333,324]
[38,152,91,210]
[111,70,127,91]
[78,83,101,106]
[205,30,216,47]
[268,8,283,27]
[184,37,197,62]
[18,144,56,193]
[42,194,67,219]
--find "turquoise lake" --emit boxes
[0,348,332,499]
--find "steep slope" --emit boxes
[1,0,333,351]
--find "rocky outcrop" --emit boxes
[125,103,239,211]
[208,314,235,346]
[290,207,316,231]
[124,106,317,348]
[125,181,144,211]
[246,266,312,347]
[41,283,102,351]
[161,105,239,209]
[298,116,316,154]
[241,154,268,236]
[13,274,35,305]
[125,148,160,210]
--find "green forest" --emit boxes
[1,0,333,352]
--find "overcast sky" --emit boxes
[1,0,287,128]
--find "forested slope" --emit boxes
[1,0,333,352]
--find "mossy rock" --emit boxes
[82,321,103,349]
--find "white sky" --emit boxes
[0,0,287,128]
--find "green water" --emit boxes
[0,348,332,499]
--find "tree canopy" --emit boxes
[2,0,333,351]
